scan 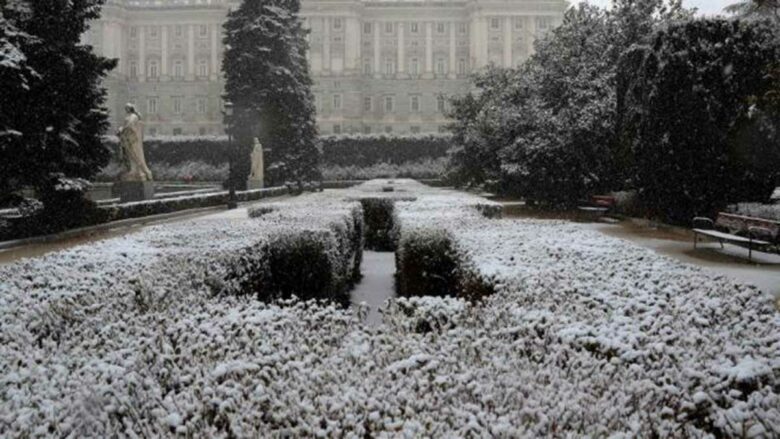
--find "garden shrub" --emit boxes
[359,198,400,251]
[321,157,448,181]
[320,134,451,166]
[395,228,460,297]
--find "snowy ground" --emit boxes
[0,180,777,437]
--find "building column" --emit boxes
[161,25,169,78]
[322,17,331,74]
[477,17,488,68]
[526,17,535,57]
[448,22,456,78]
[187,24,195,80]
[397,22,405,77]
[210,23,219,80]
[424,21,433,78]
[503,16,512,68]
[373,21,381,78]
[138,25,146,82]
[345,16,360,73]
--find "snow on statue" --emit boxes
[117,103,153,182]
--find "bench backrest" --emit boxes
[716,212,780,240]
[591,195,616,208]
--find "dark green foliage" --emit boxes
[359,198,399,251]
[395,228,460,298]
[0,0,116,195]
[222,0,320,187]
[103,136,229,166]
[321,134,450,167]
[629,19,780,224]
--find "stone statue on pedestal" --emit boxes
[247,137,265,189]
[112,103,154,202]
[118,103,153,182]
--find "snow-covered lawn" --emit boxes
[0,180,777,437]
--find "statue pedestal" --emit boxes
[112,181,154,203]
[247,179,264,190]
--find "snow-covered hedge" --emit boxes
[0,179,777,437]
[321,157,448,181]
[320,133,451,166]
[102,186,291,222]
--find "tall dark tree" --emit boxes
[629,19,780,224]
[0,0,116,200]
[222,0,320,187]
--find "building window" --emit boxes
[198,59,208,77]
[147,97,158,114]
[148,127,157,136]
[363,22,371,34]
[363,61,372,75]
[410,126,421,134]
[491,18,500,30]
[173,128,183,136]
[197,97,207,114]
[384,58,395,75]
[385,22,393,34]
[173,60,184,78]
[410,95,420,112]
[148,60,159,78]
[363,125,371,134]
[458,23,467,34]
[363,96,372,112]
[333,94,342,110]
[410,23,419,34]
[384,96,394,112]
[199,127,207,135]
[536,17,552,30]
[458,58,466,75]
[199,25,208,37]
[384,125,393,133]
[437,95,446,113]
[149,26,158,38]
[410,58,420,76]
[514,18,524,30]
[436,57,446,75]
[333,18,342,30]
[129,61,138,78]
[436,23,445,34]
[130,27,138,39]
[333,124,342,134]
[175,25,183,37]
[173,96,182,114]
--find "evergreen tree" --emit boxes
[222,0,320,188]
[0,0,116,200]
[630,19,780,223]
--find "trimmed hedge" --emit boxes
[359,198,399,251]
[319,134,452,166]
[223,202,364,304]
[103,134,452,168]
[395,227,494,302]
[102,186,292,222]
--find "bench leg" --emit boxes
[749,241,752,261]
[719,239,724,249]
[693,232,697,249]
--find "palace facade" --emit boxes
[84,0,566,136]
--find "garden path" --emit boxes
[350,251,396,326]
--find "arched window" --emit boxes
[148,59,159,78]
[197,59,208,77]
[173,59,184,78]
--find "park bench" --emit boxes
[578,195,616,217]
[692,212,779,261]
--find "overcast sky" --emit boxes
[572,0,735,16]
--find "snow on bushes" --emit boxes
[0,179,778,437]
[729,202,780,223]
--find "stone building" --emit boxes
[84,0,566,136]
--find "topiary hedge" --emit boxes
[103,135,230,166]
[320,134,452,166]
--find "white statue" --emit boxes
[248,137,264,188]
[117,103,153,182]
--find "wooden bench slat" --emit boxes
[693,229,770,246]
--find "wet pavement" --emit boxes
[351,251,396,326]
